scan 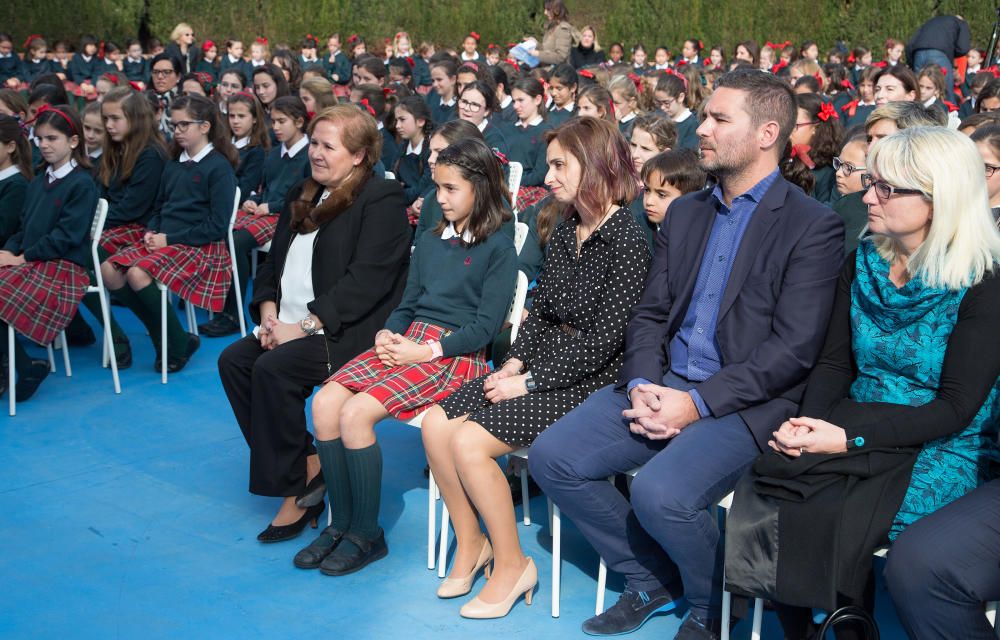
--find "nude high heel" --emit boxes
[437,538,494,598]
[459,557,537,619]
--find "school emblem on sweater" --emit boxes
[464,257,472,266]
[193,173,202,183]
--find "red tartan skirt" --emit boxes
[233,210,278,246]
[327,322,490,420]
[0,259,89,345]
[515,185,549,212]
[99,223,146,256]
[108,239,232,312]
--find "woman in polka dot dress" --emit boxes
[421,117,651,619]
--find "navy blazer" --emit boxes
[618,176,844,450]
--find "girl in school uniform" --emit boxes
[392,96,433,206]
[627,112,678,247]
[458,81,511,158]
[546,64,578,126]
[609,74,642,139]
[293,136,516,575]
[86,87,168,368]
[0,105,97,401]
[22,36,54,84]
[252,64,290,144]
[220,40,247,84]
[67,35,101,92]
[196,41,220,84]
[917,65,956,117]
[226,92,270,212]
[576,84,616,123]
[351,55,387,87]
[0,34,23,87]
[100,94,238,372]
[461,33,482,62]
[299,77,337,116]
[0,115,32,248]
[216,69,245,115]
[489,66,518,125]
[841,65,879,129]
[200,95,307,338]
[352,84,400,172]
[789,92,843,205]
[248,38,271,82]
[393,32,431,90]
[299,35,321,68]
[653,72,699,150]
[323,34,352,88]
[271,50,303,93]
[51,41,71,79]
[123,40,149,87]
[82,102,104,163]
[502,77,553,211]
[630,44,650,75]
[427,58,459,125]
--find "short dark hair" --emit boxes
[641,148,706,194]
[714,67,797,152]
[151,52,182,75]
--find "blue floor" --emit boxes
[1,309,910,639]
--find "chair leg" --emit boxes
[596,557,607,615]
[185,300,198,336]
[721,589,732,640]
[160,287,168,384]
[551,502,561,618]
[437,501,450,578]
[428,469,437,570]
[59,331,71,377]
[751,598,763,639]
[8,326,15,416]
[520,467,531,525]
[46,343,56,372]
[98,289,121,394]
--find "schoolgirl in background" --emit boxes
[427,58,459,125]
[102,43,124,73]
[502,77,552,211]
[324,34,351,87]
[0,90,28,122]
[148,38,164,57]
[456,62,489,96]
[253,64,290,123]
[679,64,708,109]
[630,45,650,74]
[0,34,22,87]
[707,45,725,70]
[51,41,71,78]
[226,91,270,207]
[271,50,303,93]
[489,66,517,125]
[485,44,502,67]
[461,32,482,62]
[346,34,367,59]
[733,40,758,67]
[295,137,516,577]
[216,70,245,115]
[299,35,321,67]
[353,84,400,171]
[652,47,671,71]
[22,37,54,83]
[546,64,577,126]
[576,84,615,122]
[849,45,872,85]
[299,77,336,115]
[180,73,210,97]
[789,92,843,204]
[67,35,101,86]
[201,95,308,338]
[607,42,625,66]
[123,40,149,87]
[917,66,953,116]
[413,119,487,242]
[758,44,775,72]
[352,55,387,87]
[394,32,431,90]
[82,102,104,162]
[248,38,271,80]
[458,80,511,158]
[388,59,416,91]
[825,65,854,111]
[884,38,905,67]
[220,39,247,83]
[653,73,699,149]
[609,74,642,139]
[94,71,129,102]
[0,115,32,247]
[842,65,879,128]
[196,41,220,83]
[0,104,97,401]
[393,96,433,205]
[101,94,237,371]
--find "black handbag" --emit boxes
[814,606,880,639]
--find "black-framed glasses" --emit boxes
[654,97,676,110]
[833,156,866,177]
[458,99,484,113]
[860,173,924,200]
[151,68,176,78]
[167,119,206,132]
[986,163,1000,178]
[794,120,819,128]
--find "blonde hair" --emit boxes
[300,77,336,110]
[170,23,193,44]
[580,25,601,52]
[867,127,1000,289]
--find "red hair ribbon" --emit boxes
[202,40,216,53]
[492,148,508,165]
[840,79,855,90]
[382,86,396,97]
[395,32,405,40]
[128,81,143,91]
[943,100,959,112]
[487,43,497,50]
[98,40,106,58]
[771,59,788,73]
[817,102,838,122]
[697,40,704,50]
[871,60,887,69]
[255,37,268,45]
[307,110,316,119]
[766,40,791,51]
[627,72,643,91]
[235,90,257,101]
[505,58,519,67]
[102,72,120,85]
[359,98,376,117]
[463,61,479,71]
[31,104,77,134]
[306,34,316,42]
[939,66,948,75]
[195,72,213,87]
[846,52,856,64]
[666,68,689,90]
[470,32,481,42]
[506,42,516,49]
[790,144,815,169]
[23,34,42,50]
[578,69,594,79]
[384,37,392,45]
[841,99,858,118]
[538,77,549,89]
[676,59,688,67]
[347,34,359,44]
[985,66,1000,78]
[405,56,415,68]
[813,71,823,84]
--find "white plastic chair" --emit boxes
[156,188,245,383]
[250,239,271,280]
[384,170,396,180]
[513,222,529,256]
[508,161,523,216]
[9,328,68,416]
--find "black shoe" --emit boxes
[674,614,721,640]
[153,333,201,373]
[582,585,684,636]
[197,312,240,338]
[293,525,344,569]
[65,320,96,346]
[295,474,326,508]
[113,337,132,370]
[319,529,388,576]
[15,360,50,402]
[257,501,326,543]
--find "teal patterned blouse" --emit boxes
[849,241,1000,539]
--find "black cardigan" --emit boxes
[250,176,411,371]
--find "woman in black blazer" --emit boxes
[218,104,411,544]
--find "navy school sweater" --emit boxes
[147,149,237,247]
[250,142,310,213]
[235,144,266,202]
[674,112,700,151]
[67,54,101,84]
[123,57,150,83]
[0,170,29,246]
[23,58,55,83]
[501,120,554,187]
[394,140,430,203]
[100,144,167,228]
[5,165,97,267]
[324,51,352,85]
[0,56,22,83]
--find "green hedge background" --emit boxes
[2,0,995,56]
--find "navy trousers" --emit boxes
[529,372,759,619]
[885,479,1000,640]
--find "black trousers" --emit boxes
[218,334,331,497]
[885,479,1000,640]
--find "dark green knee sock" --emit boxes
[81,292,128,348]
[133,283,188,357]
[316,438,352,532]
[333,442,383,555]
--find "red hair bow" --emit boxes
[817,102,838,122]
[939,66,948,75]
[790,144,815,169]
[307,110,316,119]
[464,61,479,71]
[102,72,120,85]
[840,79,855,90]
[676,59,688,67]
[506,42,517,49]
[487,43,497,50]
[766,40,791,51]
[505,58,519,66]
[813,71,823,84]
[128,81,143,91]
[942,100,959,112]
[23,34,42,50]
[347,34,359,44]
[871,60,887,68]
[395,32,405,40]
[627,72,643,91]
[202,40,216,52]
[492,148,508,165]
[405,56,415,68]
[846,52,856,64]
[470,32,481,42]
[382,87,396,97]
[359,98,376,116]
[985,66,1000,78]
[195,72,213,86]
[255,37,268,45]
[578,69,595,79]
[31,104,77,134]
[98,40,106,58]
[771,59,788,73]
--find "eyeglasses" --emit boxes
[458,99,484,113]
[794,121,819,128]
[168,119,206,132]
[832,156,866,177]
[654,97,676,110]
[986,163,1000,178]
[151,69,176,78]
[860,173,925,200]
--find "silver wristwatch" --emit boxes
[524,371,537,392]
[300,316,319,336]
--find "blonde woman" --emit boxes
[166,22,198,74]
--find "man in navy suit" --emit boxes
[529,68,844,640]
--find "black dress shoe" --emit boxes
[674,614,721,640]
[582,585,684,636]
[15,360,50,402]
[319,529,388,576]
[257,501,326,544]
[113,337,132,370]
[295,474,326,508]
[153,333,201,373]
[293,525,344,569]
[197,313,240,338]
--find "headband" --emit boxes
[359,98,376,116]
[23,34,42,50]
[31,104,77,135]
[202,40,216,52]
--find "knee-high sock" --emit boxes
[344,442,383,541]
[316,437,352,532]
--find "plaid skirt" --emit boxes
[515,185,549,212]
[108,239,232,312]
[99,223,146,256]
[328,321,490,420]
[0,259,89,345]
[233,210,278,246]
